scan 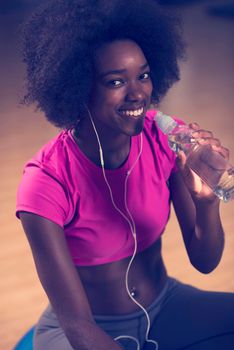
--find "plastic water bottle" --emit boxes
[154,111,234,202]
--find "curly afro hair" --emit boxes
[21,0,186,129]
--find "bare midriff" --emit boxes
[76,238,167,315]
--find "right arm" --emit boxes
[19,212,122,350]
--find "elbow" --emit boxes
[189,255,222,274]
[188,241,224,274]
[193,264,217,274]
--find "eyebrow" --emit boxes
[99,62,150,78]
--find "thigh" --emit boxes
[144,280,234,350]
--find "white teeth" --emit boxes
[121,107,144,117]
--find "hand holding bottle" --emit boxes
[155,111,234,202]
[175,122,230,201]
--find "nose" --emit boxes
[125,81,144,102]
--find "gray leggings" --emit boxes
[33,278,234,350]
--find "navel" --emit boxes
[129,286,139,298]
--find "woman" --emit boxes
[16,0,234,349]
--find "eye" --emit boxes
[106,79,125,87]
[139,72,151,81]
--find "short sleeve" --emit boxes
[16,163,70,227]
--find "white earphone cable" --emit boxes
[87,107,159,350]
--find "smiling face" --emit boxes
[88,40,153,139]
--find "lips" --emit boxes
[118,106,144,118]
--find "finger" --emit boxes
[211,145,230,160]
[189,122,200,130]
[195,138,229,160]
[194,138,229,160]
[176,150,186,168]
[192,130,213,139]
[188,123,215,139]
[196,137,221,147]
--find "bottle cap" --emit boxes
[154,111,177,134]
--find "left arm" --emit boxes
[169,123,228,274]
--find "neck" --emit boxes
[73,119,131,169]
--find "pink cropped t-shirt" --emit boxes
[16,110,182,266]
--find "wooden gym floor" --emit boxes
[0,1,233,349]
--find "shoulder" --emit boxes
[16,130,77,226]
[27,129,74,177]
